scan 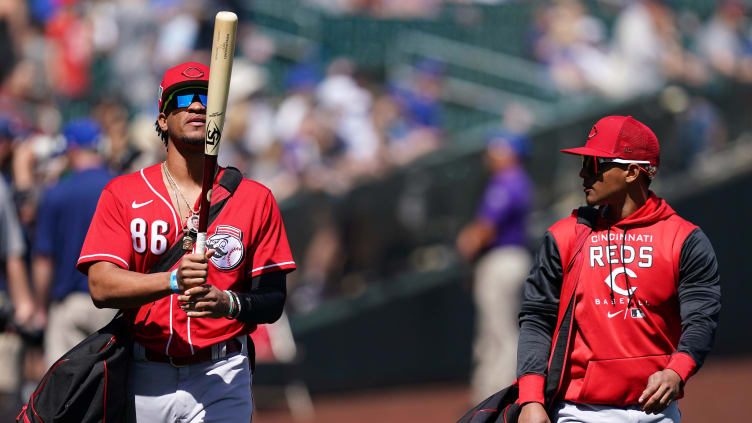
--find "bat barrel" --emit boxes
[204,11,237,159]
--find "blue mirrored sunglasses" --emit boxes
[162,86,207,112]
[175,92,207,108]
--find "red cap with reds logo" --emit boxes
[158,62,210,112]
[560,115,660,167]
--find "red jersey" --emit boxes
[77,164,295,357]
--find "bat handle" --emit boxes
[196,232,207,254]
[196,155,218,255]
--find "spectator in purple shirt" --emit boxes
[456,130,533,403]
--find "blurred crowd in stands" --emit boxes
[528,0,752,173]
[0,0,751,412]
[0,0,445,204]
[224,56,443,201]
[530,0,752,98]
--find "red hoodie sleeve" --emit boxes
[666,352,696,382]
[518,374,546,404]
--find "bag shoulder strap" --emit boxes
[543,206,597,404]
[148,167,243,274]
[558,206,598,318]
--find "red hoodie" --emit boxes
[519,193,702,406]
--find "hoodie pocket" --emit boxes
[579,354,670,405]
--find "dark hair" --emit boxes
[155,119,168,147]
[631,163,655,188]
[642,172,652,188]
[613,162,653,188]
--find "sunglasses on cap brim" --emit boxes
[162,86,208,113]
[581,155,652,175]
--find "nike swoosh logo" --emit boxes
[131,200,153,209]
[607,310,624,318]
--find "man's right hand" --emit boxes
[518,402,550,423]
[176,250,215,291]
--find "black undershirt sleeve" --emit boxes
[517,231,564,378]
[234,270,287,325]
[676,228,721,369]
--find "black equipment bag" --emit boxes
[17,168,243,423]
[456,207,598,423]
[17,314,129,423]
[458,384,522,423]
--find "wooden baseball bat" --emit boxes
[196,11,237,254]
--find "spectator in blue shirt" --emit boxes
[456,129,534,403]
[32,118,117,366]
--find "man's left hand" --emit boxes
[638,369,683,414]
[178,284,231,318]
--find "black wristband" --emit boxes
[233,271,286,324]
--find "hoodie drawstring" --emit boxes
[621,226,635,309]
[607,226,616,306]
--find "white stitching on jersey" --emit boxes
[78,254,130,269]
[249,261,296,275]
[140,168,179,239]
[187,317,194,355]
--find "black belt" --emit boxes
[143,338,242,367]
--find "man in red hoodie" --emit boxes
[517,115,721,423]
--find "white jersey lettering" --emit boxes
[131,218,169,255]
[638,246,653,268]
[590,246,604,267]
[131,218,147,253]
[589,245,652,268]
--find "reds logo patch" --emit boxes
[603,267,638,297]
[182,66,205,79]
[588,125,598,139]
[207,225,244,270]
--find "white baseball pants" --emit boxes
[126,340,253,422]
[554,400,681,423]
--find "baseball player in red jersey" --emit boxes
[516,116,720,423]
[77,62,295,422]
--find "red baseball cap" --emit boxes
[158,62,210,112]
[560,115,660,167]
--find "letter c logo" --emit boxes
[604,267,638,297]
